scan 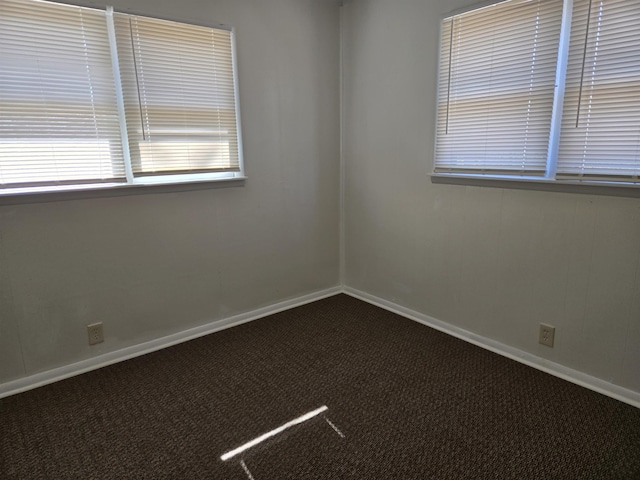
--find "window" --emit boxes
[0,0,124,187]
[434,0,640,186]
[0,0,244,194]
[113,14,242,179]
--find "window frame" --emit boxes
[0,0,246,200]
[431,0,640,192]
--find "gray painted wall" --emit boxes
[342,0,640,394]
[0,0,340,383]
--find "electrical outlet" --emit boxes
[87,323,104,346]
[539,323,555,347]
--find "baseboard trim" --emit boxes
[6,285,639,409]
[343,287,640,410]
[0,286,342,400]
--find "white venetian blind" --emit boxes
[0,0,125,187]
[114,14,240,176]
[557,0,640,182]
[434,0,563,175]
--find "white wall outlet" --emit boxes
[539,323,555,347]
[87,323,104,346]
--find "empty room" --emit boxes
[1,0,639,478]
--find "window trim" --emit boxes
[0,0,246,198]
[431,0,640,190]
[0,174,248,206]
[429,171,640,198]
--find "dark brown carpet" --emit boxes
[1,294,639,479]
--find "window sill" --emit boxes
[430,173,640,198]
[0,176,247,206]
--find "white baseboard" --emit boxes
[343,286,640,410]
[5,284,639,410]
[0,286,342,400]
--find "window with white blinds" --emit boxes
[434,0,640,187]
[558,0,640,182]
[0,0,125,187]
[114,14,241,177]
[0,0,243,194]
[435,0,563,175]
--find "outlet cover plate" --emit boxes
[539,323,555,347]
[87,323,104,346]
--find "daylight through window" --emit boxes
[434,0,640,185]
[0,0,244,194]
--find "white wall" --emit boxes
[0,0,340,384]
[2,0,639,401]
[342,0,640,394]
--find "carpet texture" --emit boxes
[1,294,639,479]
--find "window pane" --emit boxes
[434,0,563,175]
[558,0,640,182]
[114,14,241,177]
[0,0,125,187]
